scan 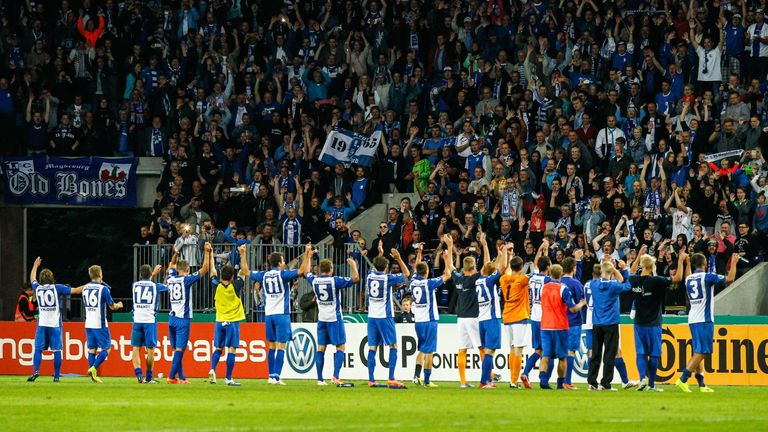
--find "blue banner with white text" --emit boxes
[1,156,138,206]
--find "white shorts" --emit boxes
[505,322,528,348]
[457,317,481,349]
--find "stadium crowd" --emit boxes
[4,0,768,312]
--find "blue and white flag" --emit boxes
[320,129,383,167]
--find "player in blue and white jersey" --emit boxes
[81,265,124,383]
[131,264,168,384]
[366,248,411,389]
[165,243,212,384]
[675,252,737,393]
[476,242,511,389]
[410,236,454,388]
[305,253,360,387]
[27,257,83,382]
[243,244,312,385]
[582,265,601,357]
[520,240,552,389]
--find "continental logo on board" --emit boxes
[620,324,768,386]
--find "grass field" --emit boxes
[1,376,767,431]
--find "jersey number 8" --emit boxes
[368,280,383,299]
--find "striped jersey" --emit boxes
[366,270,406,319]
[409,276,443,322]
[32,281,70,328]
[280,216,303,244]
[83,281,115,329]
[132,280,169,324]
[250,268,299,316]
[167,269,202,319]
[306,272,354,322]
[528,273,552,322]
[475,271,502,321]
[685,270,725,324]
[583,280,594,330]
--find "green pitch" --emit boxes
[1,377,767,431]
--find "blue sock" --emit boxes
[565,355,575,385]
[648,356,659,388]
[538,369,548,387]
[316,351,325,381]
[481,355,493,384]
[211,349,222,371]
[680,368,691,383]
[274,349,285,379]
[333,351,344,379]
[615,357,629,384]
[523,352,540,376]
[267,349,276,378]
[177,351,186,380]
[170,352,180,379]
[53,352,62,379]
[226,354,236,380]
[88,352,96,368]
[636,355,648,381]
[33,349,42,373]
[695,373,705,387]
[367,350,376,382]
[424,369,432,384]
[146,369,153,381]
[388,349,398,381]
[134,367,143,380]
[93,351,109,369]
[557,377,565,389]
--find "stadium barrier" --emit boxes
[3,321,766,385]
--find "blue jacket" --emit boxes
[561,261,584,327]
[589,269,630,326]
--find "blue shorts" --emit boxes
[415,321,438,353]
[690,322,714,354]
[634,325,662,356]
[567,325,582,351]
[585,329,593,350]
[318,321,346,347]
[214,322,241,348]
[541,329,568,359]
[367,318,397,347]
[34,326,63,351]
[479,318,502,350]
[530,320,542,350]
[131,322,158,348]
[86,328,112,350]
[265,314,292,342]
[168,316,191,349]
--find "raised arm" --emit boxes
[725,248,738,284]
[391,248,410,279]
[168,247,180,272]
[238,244,249,276]
[30,256,42,283]
[672,251,688,283]
[347,257,360,284]
[479,231,490,266]
[298,243,314,277]
[198,242,212,275]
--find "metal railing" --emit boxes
[132,242,375,321]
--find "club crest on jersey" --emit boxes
[287,328,316,374]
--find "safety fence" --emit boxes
[131,242,374,322]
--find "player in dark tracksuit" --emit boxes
[628,246,687,391]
